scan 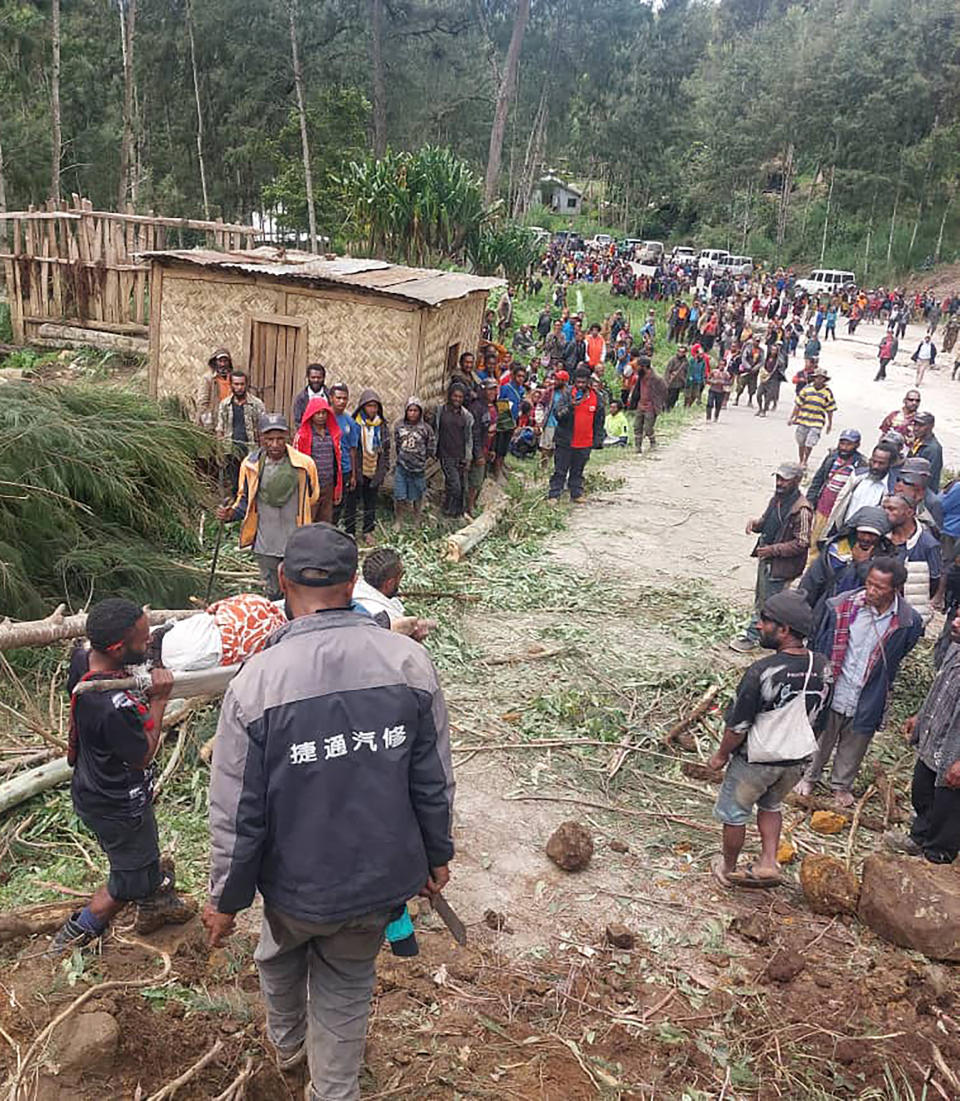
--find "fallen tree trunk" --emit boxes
[0,757,71,816]
[72,663,240,698]
[0,608,202,652]
[35,322,149,355]
[445,497,510,563]
[0,900,75,943]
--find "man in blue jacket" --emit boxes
[203,523,454,1099]
[798,557,923,806]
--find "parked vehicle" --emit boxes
[696,248,730,271]
[795,268,857,294]
[669,245,696,265]
[586,233,614,249]
[638,240,664,263]
[528,226,551,243]
[721,254,753,276]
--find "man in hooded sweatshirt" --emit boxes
[293,396,342,525]
[433,381,475,520]
[393,398,436,526]
[350,389,391,545]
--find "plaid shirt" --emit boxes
[828,590,902,687]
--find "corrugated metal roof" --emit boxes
[137,247,504,306]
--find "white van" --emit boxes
[587,233,613,249]
[639,240,664,263]
[796,269,857,294]
[722,255,753,276]
[697,248,730,271]
[670,245,696,265]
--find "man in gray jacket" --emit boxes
[203,523,455,1100]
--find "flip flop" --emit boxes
[710,853,733,888]
[726,862,782,889]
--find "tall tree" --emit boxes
[286,0,317,251]
[50,0,61,200]
[185,0,209,219]
[483,0,530,206]
[117,0,138,208]
[370,0,387,158]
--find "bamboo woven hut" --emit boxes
[142,248,504,422]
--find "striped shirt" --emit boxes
[794,384,837,428]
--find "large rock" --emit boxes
[859,853,960,961]
[50,1011,119,1073]
[545,821,594,872]
[800,854,860,916]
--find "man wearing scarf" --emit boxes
[730,462,813,653]
[294,396,342,524]
[350,389,391,545]
[217,413,319,600]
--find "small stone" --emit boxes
[729,912,772,945]
[835,1039,859,1065]
[765,948,805,984]
[545,821,594,872]
[776,838,797,864]
[800,854,860,916]
[50,1011,119,1072]
[605,923,635,949]
[811,810,849,835]
[608,839,629,853]
[483,910,511,932]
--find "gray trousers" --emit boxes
[744,562,787,642]
[803,709,872,792]
[255,554,283,601]
[255,906,391,1101]
[634,410,657,451]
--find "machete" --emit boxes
[430,893,467,946]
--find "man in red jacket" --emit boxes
[547,366,605,505]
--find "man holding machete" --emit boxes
[203,523,455,1098]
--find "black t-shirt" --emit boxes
[68,648,153,822]
[725,650,834,763]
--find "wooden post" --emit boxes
[148,260,162,397]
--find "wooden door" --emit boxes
[246,314,308,422]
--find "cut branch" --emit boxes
[0,608,202,652]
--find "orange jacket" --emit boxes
[229,445,319,550]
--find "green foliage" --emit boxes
[0,302,12,344]
[261,86,370,240]
[338,145,489,265]
[467,222,540,281]
[0,382,215,617]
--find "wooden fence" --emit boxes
[0,195,256,345]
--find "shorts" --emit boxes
[80,803,162,901]
[540,425,556,452]
[468,460,487,490]
[494,430,513,459]
[393,465,426,501]
[794,424,822,449]
[713,753,805,826]
[941,532,960,568]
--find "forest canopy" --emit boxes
[1,0,959,277]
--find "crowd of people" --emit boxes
[54,229,960,1100]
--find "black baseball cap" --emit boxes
[260,412,289,434]
[762,590,813,638]
[283,523,358,586]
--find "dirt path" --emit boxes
[446,316,960,952]
[552,317,960,601]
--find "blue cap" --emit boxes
[839,428,861,443]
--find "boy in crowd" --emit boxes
[393,398,435,526]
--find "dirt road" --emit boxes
[448,316,960,950]
[552,317,960,602]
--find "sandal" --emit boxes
[725,862,782,889]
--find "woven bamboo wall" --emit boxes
[284,292,416,420]
[418,291,487,405]
[156,273,283,402]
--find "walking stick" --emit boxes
[205,455,230,606]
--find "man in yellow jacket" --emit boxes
[217,413,319,600]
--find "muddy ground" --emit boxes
[1,314,960,1097]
